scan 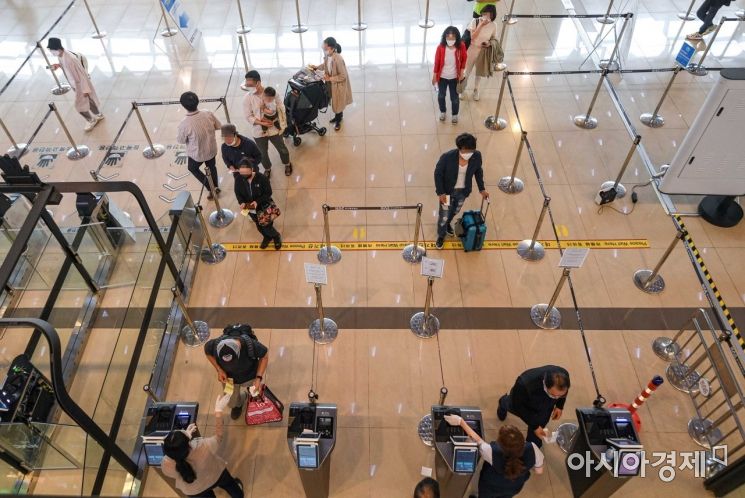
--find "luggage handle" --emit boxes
[480,197,490,220]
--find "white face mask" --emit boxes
[50,50,61,57]
[265,101,277,111]
[245,85,256,95]
[460,152,474,160]
[446,39,456,47]
[482,15,490,22]
[225,137,236,147]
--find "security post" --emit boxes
[48,103,90,160]
[484,71,509,131]
[287,400,338,498]
[305,263,338,345]
[574,69,608,129]
[419,0,435,28]
[499,130,526,193]
[517,197,550,261]
[194,204,227,264]
[82,0,107,39]
[132,102,166,159]
[317,204,341,264]
[598,14,631,71]
[597,0,616,24]
[632,229,685,294]
[37,42,71,95]
[678,0,697,20]
[157,0,178,37]
[239,36,251,91]
[0,118,27,159]
[204,169,234,228]
[402,203,426,263]
[410,257,443,338]
[292,0,308,33]
[235,0,252,34]
[687,17,726,76]
[641,66,682,128]
[171,286,210,346]
[595,134,641,205]
[352,0,367,31]
[531,248,590,329]
[431,404,485,498]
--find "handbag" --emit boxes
[256,202,281,226]
[456,78,467,94]
[462,29,472,49]
[245,385,284,425]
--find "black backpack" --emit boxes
[220,324,262,360]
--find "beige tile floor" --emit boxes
[1,0,745,496]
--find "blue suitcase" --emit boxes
[455,198,489,252]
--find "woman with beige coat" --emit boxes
[311,36,353,131]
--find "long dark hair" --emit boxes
[439,26,462,47]
[163,431,196,483]
[323,36,342,54]
[480,4,497,21]
[498,425,527,480]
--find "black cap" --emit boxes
[46,38,63,50]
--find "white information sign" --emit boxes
[420,257,445,278]
[558,248,590,269]
[161,0,201,47]
[304,263,328,285]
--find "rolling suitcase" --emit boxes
[455,198,489,252]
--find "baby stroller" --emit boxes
[283,68,329,146]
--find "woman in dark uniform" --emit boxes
[443,415,544,497]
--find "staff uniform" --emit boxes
[177,110,222,191]
[477,440,544,498]
[433,149,486,239]
[58,50,101,119]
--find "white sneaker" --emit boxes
[459,93,466,100]
[473,89,480,101]
[84,119,98,132]
[452,115,459,124]
[439,112,446,121]
[95,114,104,122]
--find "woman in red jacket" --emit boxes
[432,26,467,124]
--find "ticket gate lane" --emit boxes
[287,402,337,498]
[431,405,484,498]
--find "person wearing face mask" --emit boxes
[432,27,468,124]
[161,393,244,498]
[471,0,499,18]
[242,71,294,177]
[233,158,282,250]
[497,365,570,447]
[177,91,223,200]
[462,5,498,101]
[433,133,489,249]
[220,124,263,173]
[46,37,104,132]
[310,36,352,131]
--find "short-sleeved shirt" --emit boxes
[176,110,221,162]
[204,335,268,384]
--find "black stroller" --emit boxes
[283,68,329,146]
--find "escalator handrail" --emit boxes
[0,317,139,476]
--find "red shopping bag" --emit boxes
[245,385,284,425]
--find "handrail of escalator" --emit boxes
[0,317,139,476]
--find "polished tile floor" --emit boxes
[1,0,745,496]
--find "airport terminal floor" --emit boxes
[2,0,745,496]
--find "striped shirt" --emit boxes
[176,110,221,162]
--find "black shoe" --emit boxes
[285,163,293,176]
[230,405,242,420]
[334,120,342,131]
[497,396,508,421]
[274,237,282,250]
[435,237,444,250]
[264,169,271,179]
[216,187,221,195]
[260,237,271,249]
[207,191,214,201]
[235,478,244,493]
[446,224,454,237]
[329,115,339,124]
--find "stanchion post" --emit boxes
[517,197,550,261]
[402,204,426,263]
[530,267,570,329]
[171,286,210,346]
[143,385,161,403]
[235,0,252,34]
[37,42,71,96]
[574,69,608,129]
[633,230,686,294]
[0,118,28,159]
[317,204,342,264]
[48,103,90,160]
[205,170,234,228]
[495,15,510,71]
[499,130,526,193]
[599,14,631,70]
[418,0,435,28]
[220,97,231,124]
[352,0,367,31]
[410,276,440,338]
[438,387,448,405]
[597,0,616,24]
[309,283,339,344]
[641,66,682,128]
[598,134,641,200]
[132,102,165,159]
[194,204,226,264]
[484,72,509,131]
[505,0,518,24]
[687,17,725,76]
[158,0,178,37]
[82,0,107,39]
[678,0,697,21]
[291,0,308,33]
[239,36,251,91]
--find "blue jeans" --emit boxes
[697,0,722,33]
[437,189,467,238]
[437,78,459,116]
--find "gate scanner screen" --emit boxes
[454,447,478,473]
[297,444,320,469]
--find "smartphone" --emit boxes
[443,195,450,207]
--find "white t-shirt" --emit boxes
[441,47,458,80]
[455,164,468,189]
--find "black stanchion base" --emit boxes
[698,195,743,228]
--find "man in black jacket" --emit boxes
[220,123,263,172]
[233,159,282,249]
[433,133,489,249]
[497,365,570,447]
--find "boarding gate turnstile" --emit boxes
[431,405,484,498]
[287,402,337,498]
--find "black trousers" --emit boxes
[498,394,548,448]
[189,469,242,498]
[249,212,280,240]
[187,156,219,191]
[696,0,723,33]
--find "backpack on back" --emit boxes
[220,324,261,360]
